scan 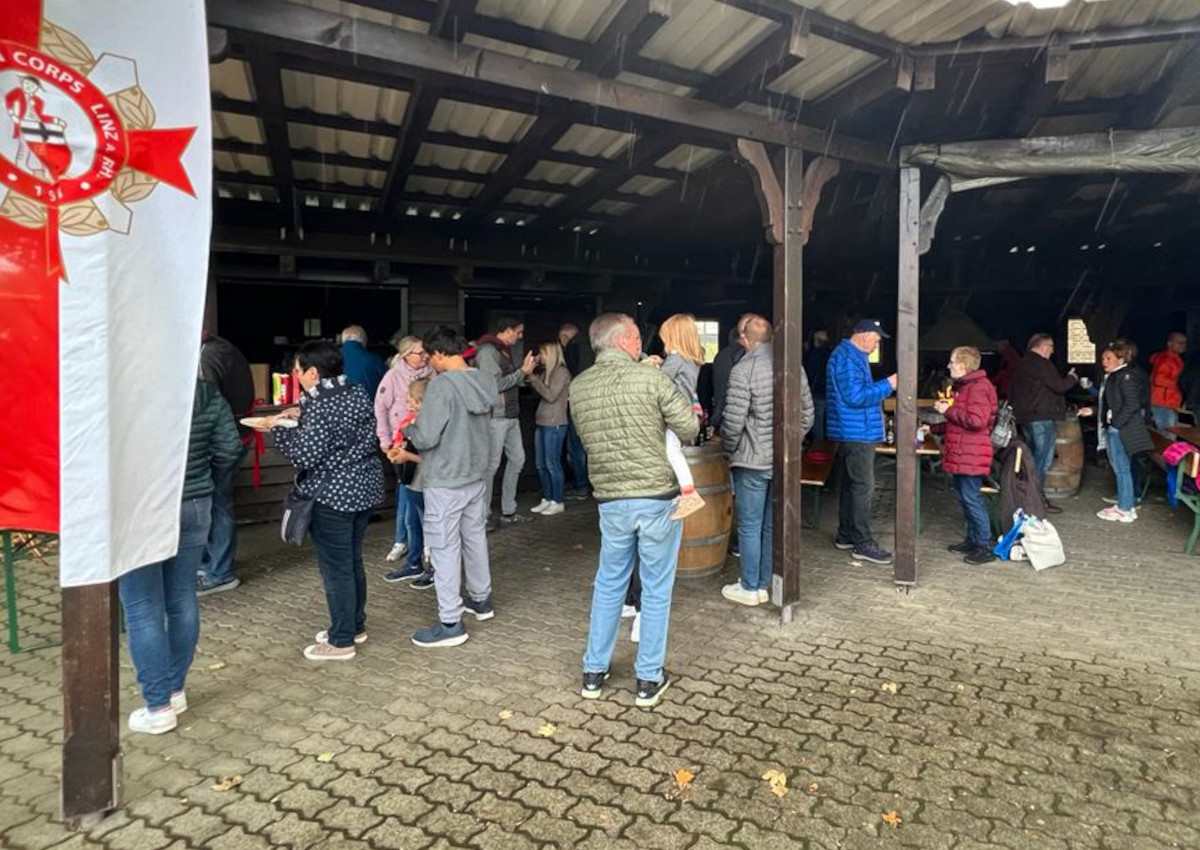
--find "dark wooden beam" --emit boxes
[1127,43,1200,130]
[245,46,297,224]
[61,584,121,826]
[894,166,919,588]
[208,0,890,164]
[807,53,913,128]
[1008,46,1069,137]
[912,18,1200,56]
[585,0,673,78]
[714,0,902,58]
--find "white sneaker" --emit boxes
[170,691,188,714]
[531,499,552,514]
[541,502,565,516]
[128,706,177,735]
[386,543,408,562]
[1097,506,1137,523]
[621,604,637,619]
[630,612,641,643]
[721,582,762,607]
[757,589,769,604]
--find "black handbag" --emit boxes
[281,474,316,545]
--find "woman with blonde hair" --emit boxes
[656,314,706,520]
[375,334,433,564]
[1081,339,1152,523]
[528,341,572,516]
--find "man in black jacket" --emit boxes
[710,314,753,430]
[560,323,593,498]
[1009,333,1078,512]
[198,329,255,595]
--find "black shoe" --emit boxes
[580,670,610,700]
[964,546,997,566]
[384,564,423,583]
[947,540,974,554]
[463,595,494,621]
[412,574,435,590]
[1044,502,1063,515]
[833,533,856,551]
[485,516,499,533]
[500,513,532,525]
[566,489,590,502]
[635,672,672,708]
[852,542,893,565]
[729,542,740,557]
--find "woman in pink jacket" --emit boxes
[375,335,433,563]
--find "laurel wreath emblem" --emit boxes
[0,20,162,235]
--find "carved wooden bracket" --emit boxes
[918,174,950,255]
[800,156,840,246]
[732,138,785,246]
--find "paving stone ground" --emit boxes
[3,465,1200,849]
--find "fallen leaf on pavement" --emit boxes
[537,723,557,738]
[498,710,514,720]
[316,753,334,763]
[210,775,243,792]
[807,783,819,795]
[881,682,900,695]
[673,769,695,789]
[207,661,226,671]
[882,811,903,828]
[762,769,788,797]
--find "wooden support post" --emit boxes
[773,146,804,622]
[61,583,121,826]
[895,167,921,587]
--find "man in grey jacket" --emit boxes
[721,316,813,607]
[406,327,500,649]
[474,317,537,530]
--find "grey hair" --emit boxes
[589,313,635,351]
[341,325,368,344]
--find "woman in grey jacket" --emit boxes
[528,342,571,516]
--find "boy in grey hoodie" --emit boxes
[407,327,500,648]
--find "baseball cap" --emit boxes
[851,319,890,338]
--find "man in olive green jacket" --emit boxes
[570,313,699,709]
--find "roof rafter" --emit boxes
[244,45,297,224]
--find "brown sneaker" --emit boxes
[670,491,706,521]
[303,642,356,661]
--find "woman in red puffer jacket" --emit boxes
[932,346,998,566]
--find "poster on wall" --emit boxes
[1066,318,1096,365]
[0,0,212,586]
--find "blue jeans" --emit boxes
[310,503,372,648]
[119,497,211,710]
[566,422,589,492]
[1023,420,1058,488]
[1107,427,1136,511]
[952,475,990,546]
[732,467,773,591]
[1152,406,1178,430]
[405,490,425,568]
[393,478,410,546]
[200,446,248,585]
[535,424,568,503]
[584,498,682,682]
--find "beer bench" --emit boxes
[801,440,838,529]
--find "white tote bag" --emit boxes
[1020,517,1066,571]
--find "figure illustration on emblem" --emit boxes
[5,74,69,181]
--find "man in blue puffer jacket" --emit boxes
[827,319,897,565]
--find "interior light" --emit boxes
[451,211,462,220]
[589,228,599,236]
[405,206,419,216]
[1097,243,1107,250]
[247,189,263,202]
[332,197,346,210]
[1026,246,1036,253]
[305,195,319,207]
[1008,246,1019,254]
[1153,241,1163,248]
[358,200,371,212]
[515,219,527,227]
[1080,244,1090,251]
[429,209,441,219]
[572,225,583,233]
[494,217,506,225]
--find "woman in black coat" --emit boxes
[1083,339,1151,522]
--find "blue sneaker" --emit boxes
[384,564,423,583]
[852,541,893,565]
[197,577,240,597]
[411,621,469,648]
[411,574,435,590]
[462,595,494,621]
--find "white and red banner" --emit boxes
[0,1,211,586]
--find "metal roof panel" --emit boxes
[281,70,410,124]
[429,99,535,142]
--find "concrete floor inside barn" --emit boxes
[4,465,1200,850]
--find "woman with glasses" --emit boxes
[1080,339,1152,523]
[375,335,433,565]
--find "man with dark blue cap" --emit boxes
[826,319,898,565]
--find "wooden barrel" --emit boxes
[1044,415,1084,499]
[677,444,733,579]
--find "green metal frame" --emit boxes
[3,531,62,654]
[1176,458,1200,556]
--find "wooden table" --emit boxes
[876,434,941,535]
[801,440,838,529]
[1169,424,1200,447]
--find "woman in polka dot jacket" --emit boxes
[272,341,384,662]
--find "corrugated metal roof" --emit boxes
[297,0,430,32]
[554,125,635,159]
[212,112,264,144]
[614,71,694,97]
[619,175,676,196]
[770,36,878,101]
[526,161,596,186]
[211,59,253,100]
[463,33,578,67]
[214,152,271,176]
[475,0,624,41]
[641,0,775,76]
[988,0,1200,37]
[429,99,534,142]
[504,188,565,207]
[295,162,385,188]
[404,176,480,198]
[1060,41,1190,101]
[657,144,724,172]
[415,144,507,174]
[590,199,638,216]
[281,70,410,124]
[288,124,396,160]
